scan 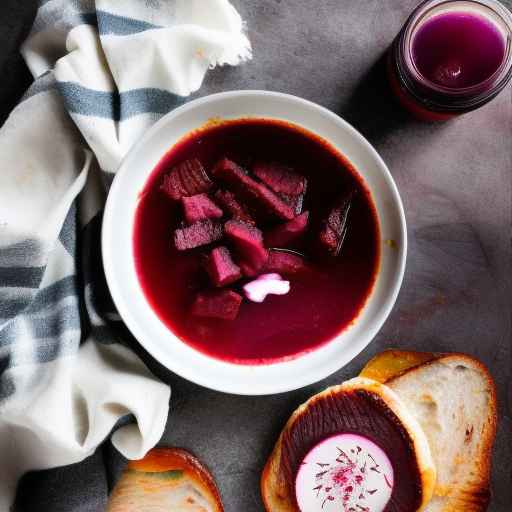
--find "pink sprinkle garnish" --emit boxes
[295,434,394,512]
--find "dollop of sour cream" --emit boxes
[243,273,290,303]
[295,433,394,512]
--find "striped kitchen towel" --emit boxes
[0,0,251,509]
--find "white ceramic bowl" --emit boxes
[102,91,407,395]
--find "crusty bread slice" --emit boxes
[363,351,497,512]
[360,350,438,383]
[107,447,223,512]
[261,377,436,512]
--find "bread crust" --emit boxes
[261,377,436,512]
[384,352,498,512]
[110,447,224,512]
[360,350,438,383]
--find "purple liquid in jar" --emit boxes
[389,0,512,119]
[412,11,506,88]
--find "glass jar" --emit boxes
[388,0,512,120]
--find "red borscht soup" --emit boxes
[133,119,380,364]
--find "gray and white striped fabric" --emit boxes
[0,1,251,509]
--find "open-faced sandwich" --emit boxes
[107,447,223,512]
[262,351,497,512]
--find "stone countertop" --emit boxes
[1,1,511,511]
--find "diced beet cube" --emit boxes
[237,261,260,278]
[174,220,223,251]
[253,162,307,215]
[265,211,310,248]
[206,246,242,287]
[192,289,243,320]
[212,158,295,221]
[317,191,354,257]
[264,250,308,275]
[214,190,255,225]
[225,220,269,276]
[282,192,305,215]
[182,194,223,224]
[161,159,212,201]
[253,162,307,196]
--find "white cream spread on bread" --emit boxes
[295,433,394,512]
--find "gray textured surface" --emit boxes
[1,1,511,511]
[0,1,37,127]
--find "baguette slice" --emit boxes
[261,377,436,512]
[107,447,223,512]
[362,351,497,512]
[360,350,438,383]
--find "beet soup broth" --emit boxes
[133,119,380,364]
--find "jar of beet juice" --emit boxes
[388,0,512,120]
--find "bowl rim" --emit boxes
[102,90,407,395]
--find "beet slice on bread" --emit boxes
[261,378,436,512]
[361,351,498,512]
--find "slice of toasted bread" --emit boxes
[261,377,436,512]
[107,447,223,512]
[363,351,497,512]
